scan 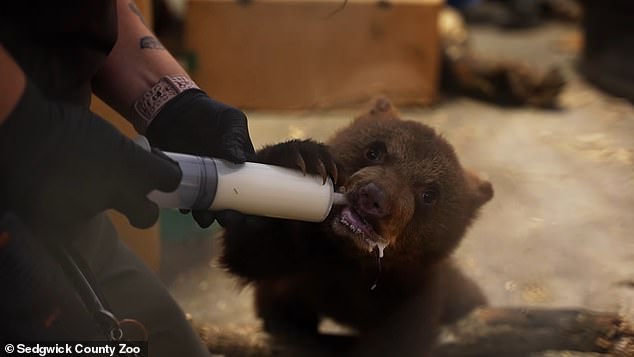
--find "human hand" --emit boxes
[145,88,255,228]
[0,82,182,234]
[145,89,255,163]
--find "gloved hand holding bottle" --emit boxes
[0,79,182,235]
[140,85,256,228]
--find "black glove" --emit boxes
[0,81,182,235]
[145,89,255,228]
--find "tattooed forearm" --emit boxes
[140,36,165,50]
[129,1,146,24]
[130,3,165,51]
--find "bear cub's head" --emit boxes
[327,98,493,261]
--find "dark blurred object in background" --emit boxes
[439,7,565,108]
[450,0,581,29]
[579,0,634,103]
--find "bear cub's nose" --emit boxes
[355,182,390,218]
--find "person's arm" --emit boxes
[92,0,187,121]
[0,44,26,125]
[94,0,255,228]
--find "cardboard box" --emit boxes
[185,0,443,109]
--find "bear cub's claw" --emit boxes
[257,139,341,186]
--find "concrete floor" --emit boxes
[165,23,634,331]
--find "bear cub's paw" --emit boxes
[256,139,341,186]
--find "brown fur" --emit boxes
[220,98,493,356]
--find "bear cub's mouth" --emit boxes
[334,205,389,257]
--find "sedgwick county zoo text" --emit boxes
[2,341,147,356]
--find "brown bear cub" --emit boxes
[220,98,493,356]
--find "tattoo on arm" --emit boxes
[128,1,146,24]
[130,3,165,51]
[140,36,165,50]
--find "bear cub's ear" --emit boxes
[367,96,398,118]
[465,170,494,207]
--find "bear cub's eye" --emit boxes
[419,183,441,206]
[422,191,438,205]
[364,141,387,163]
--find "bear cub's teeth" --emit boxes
[340,215,363,235]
